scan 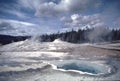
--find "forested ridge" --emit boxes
[0,27,120,45]
[41,27,120,43]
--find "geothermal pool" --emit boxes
[0,39,120,81]
[0,59,118,81]
[51,60,112,75]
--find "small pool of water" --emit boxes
[57,63,100,74]
[49,60,111,75]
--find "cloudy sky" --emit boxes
[0,0,120,36]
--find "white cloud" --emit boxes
[0,19,36,35]
[35,2,60,17]
[3,9,27,18]
[61,14,106,28]
[18,0,43,10]
[0,19,58,36]
[0,1,28,19]
[18,0,101,17]
[59,0,100,12]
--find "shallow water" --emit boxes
[57,63,100,74]
[49,60,112,76]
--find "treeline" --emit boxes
[0,27,120,45]
[41,27,120,43]
[0,34,30,45]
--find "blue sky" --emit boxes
[0,0,120,36]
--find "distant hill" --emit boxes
[0,34,30,45]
